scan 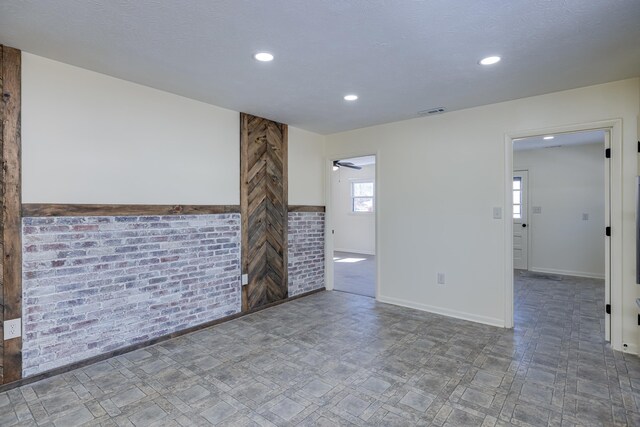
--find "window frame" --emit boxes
[350,179,375,214]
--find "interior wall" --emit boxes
[21,53,325,205]
[326,78,639,350]
[514,143,605,278]
[331,164,376,254]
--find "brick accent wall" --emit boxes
[21,214,241,377]
[288,212,325,296]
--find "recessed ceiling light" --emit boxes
[254,52,274,62]
[479,56,501,65]
[543,135,555,140]
[344,94,358,101]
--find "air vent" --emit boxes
[418,107,446,116]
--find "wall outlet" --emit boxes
[437,273,446,285]
[582,213,589,221]
[241,274,248,286]
[3,318,21,340]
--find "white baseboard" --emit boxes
[622,341,638,355]
[528,267,605,280]
[376,294,505,328]
[334,248,375,256]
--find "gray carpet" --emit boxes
[333,251,376,297]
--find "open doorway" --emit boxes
[511,129,610,342]
[331,155,376,297]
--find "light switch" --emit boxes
[582,213,589,221]
[493,207,502,219]
[532,206,542,214]
[241,274,248,285]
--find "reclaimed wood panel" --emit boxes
[240,113,288,310]
[22,204,240,217]
[1,45,22,384]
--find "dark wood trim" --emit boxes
[240,114,249,311]
[21,204,240,217]
[288,205,326,213]
[0,288,325,392]
[2,45,22,384]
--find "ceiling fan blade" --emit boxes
[338,162,362,170]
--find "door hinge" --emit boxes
[606,304,611,315]
[605,148,611,158]
[605,226,611,237]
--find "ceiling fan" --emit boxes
[333,160,362,170]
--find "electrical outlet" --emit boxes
[4,318,21,340]
[437,273,445,285]
[241,274,248,286]
[582,213,589,221]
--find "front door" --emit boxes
[513,170,528,270]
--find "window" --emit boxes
[351,181,374,213]
[513,177,522,219]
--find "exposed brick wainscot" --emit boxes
[288,212,325,296]
[21,214,241,377]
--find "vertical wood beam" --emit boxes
[1,45,22,384]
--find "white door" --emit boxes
[513,170,529,270]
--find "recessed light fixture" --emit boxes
[479,56,501,65]
[344,94,358,101]
[254,52,274,62]
[543,135,555,140]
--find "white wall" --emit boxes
[331,164,375,254]
[326,78,639,351]
[22,53,325,205]
[514,143,605,279]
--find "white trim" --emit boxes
[334,248,376,256]
[528,267,605,280]
[378,294,505,328]
[504,119,623,351]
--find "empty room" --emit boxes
[1,1,640,426]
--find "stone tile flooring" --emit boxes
[1,272,640,426]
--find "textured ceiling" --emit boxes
[1,1,639,134]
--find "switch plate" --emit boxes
[241,274,248,286]
[532,206,542,214]
[492,207,502,219]
[437,273,445,285]
[582,213,589,221]
[4,318,21,340]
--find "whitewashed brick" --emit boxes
[288,212,326,296]
[22,214,241,377]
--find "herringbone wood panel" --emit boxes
[241,113,288,310]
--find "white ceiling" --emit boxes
[1,1,639,134]
[513,130,605,151]
[341,155,376,167]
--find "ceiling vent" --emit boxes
[418,107,446,116]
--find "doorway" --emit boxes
[330,155,376,297]
[510,128,612,342]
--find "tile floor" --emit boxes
[1,272,639,426]
[333,251,375,298]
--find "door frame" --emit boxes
[325,151,380,299]
[512,169,529,271]
[504,119,621,350]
